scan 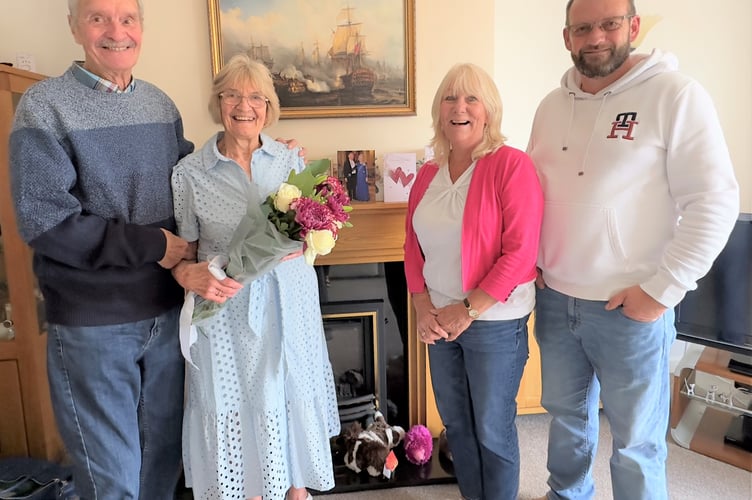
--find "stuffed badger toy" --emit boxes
[343,411,405,477]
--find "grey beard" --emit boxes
[572,43,631,78]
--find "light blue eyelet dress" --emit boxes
[172,132,340,500]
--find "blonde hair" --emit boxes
[208,54,281,127]
[429,63,506,164]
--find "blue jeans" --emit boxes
[46,307,184,500]
[535,287,676,500]
[428,316,529,500]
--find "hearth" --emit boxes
[314,436,455,495]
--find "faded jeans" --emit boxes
[535,286,675,500]
[428,316,529,500]
[46,307,184,500]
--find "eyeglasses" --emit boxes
[566,15,634,37]
[219,91,269,108]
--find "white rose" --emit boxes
[303,229,336,265]
[274,183,302,212]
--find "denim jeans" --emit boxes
[46,307,184,500]
[428,316,529,500]
[535,287,676,500]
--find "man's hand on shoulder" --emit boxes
[276,137,307,158]
[606,285,667,322]
[158,229,196,269]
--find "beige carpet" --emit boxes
[316,412,752,499]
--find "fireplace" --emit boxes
[322,299,387,425]
[313,263,455,494]
[317,264,409,430]
[313,202,432,433]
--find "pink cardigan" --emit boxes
[404,145,543,303]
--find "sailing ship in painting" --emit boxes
[328,6,376,94]
[248,40,274,71]
[237,5,404,108]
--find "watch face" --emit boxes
[464,297,479,319]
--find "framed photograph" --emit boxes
[337,150,377,202]
[207,0,416,119]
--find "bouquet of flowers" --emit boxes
[184,160,352,351]
[261,159,353,265]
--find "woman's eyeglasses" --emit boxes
[219,92,269,108]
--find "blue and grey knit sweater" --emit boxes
[10,65,194,326]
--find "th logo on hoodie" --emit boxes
[607,112,638,140]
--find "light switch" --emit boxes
[15,53,36,72]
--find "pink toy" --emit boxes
[403,424,433,465]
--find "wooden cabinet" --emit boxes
[318,202,544,436]
[670,347,752,471]
[0,65,63,460]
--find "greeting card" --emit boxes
[383,152,417,203]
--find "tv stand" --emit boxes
[670,346,752,471]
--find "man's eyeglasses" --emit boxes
[566,15,634,37]
[219,92,269,108]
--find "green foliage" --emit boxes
[285,159,330,195]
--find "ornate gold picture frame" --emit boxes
[207,0,416,119]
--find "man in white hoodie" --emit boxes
[527,0,739,499]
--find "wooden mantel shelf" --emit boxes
[316,201,407,266]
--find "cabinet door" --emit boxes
[0,360,27,456]
[0,221,12,341]
[0,66,62,460]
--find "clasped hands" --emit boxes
[417,302,473,344]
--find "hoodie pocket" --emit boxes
[540,201,627,284]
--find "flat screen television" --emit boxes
[674,212,752,375]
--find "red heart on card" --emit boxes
[388,167,415,187]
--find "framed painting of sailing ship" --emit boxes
[207,0,416,119]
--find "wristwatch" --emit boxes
[463,298,480,319]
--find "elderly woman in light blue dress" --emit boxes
[170,54,340,500]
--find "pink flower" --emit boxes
[317,177,350,203]
[261,163,352,265]
[292,197,336,237]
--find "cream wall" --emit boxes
[1,0,749,211]
[1,0,494,166]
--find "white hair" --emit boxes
[68,0,144,20]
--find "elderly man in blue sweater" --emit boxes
[9,0,195,498]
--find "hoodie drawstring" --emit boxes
[563,91,611,177]
[562,91,576,152]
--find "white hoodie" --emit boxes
[528,49,739,308]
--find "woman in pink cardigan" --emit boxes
[404,63,543,500]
